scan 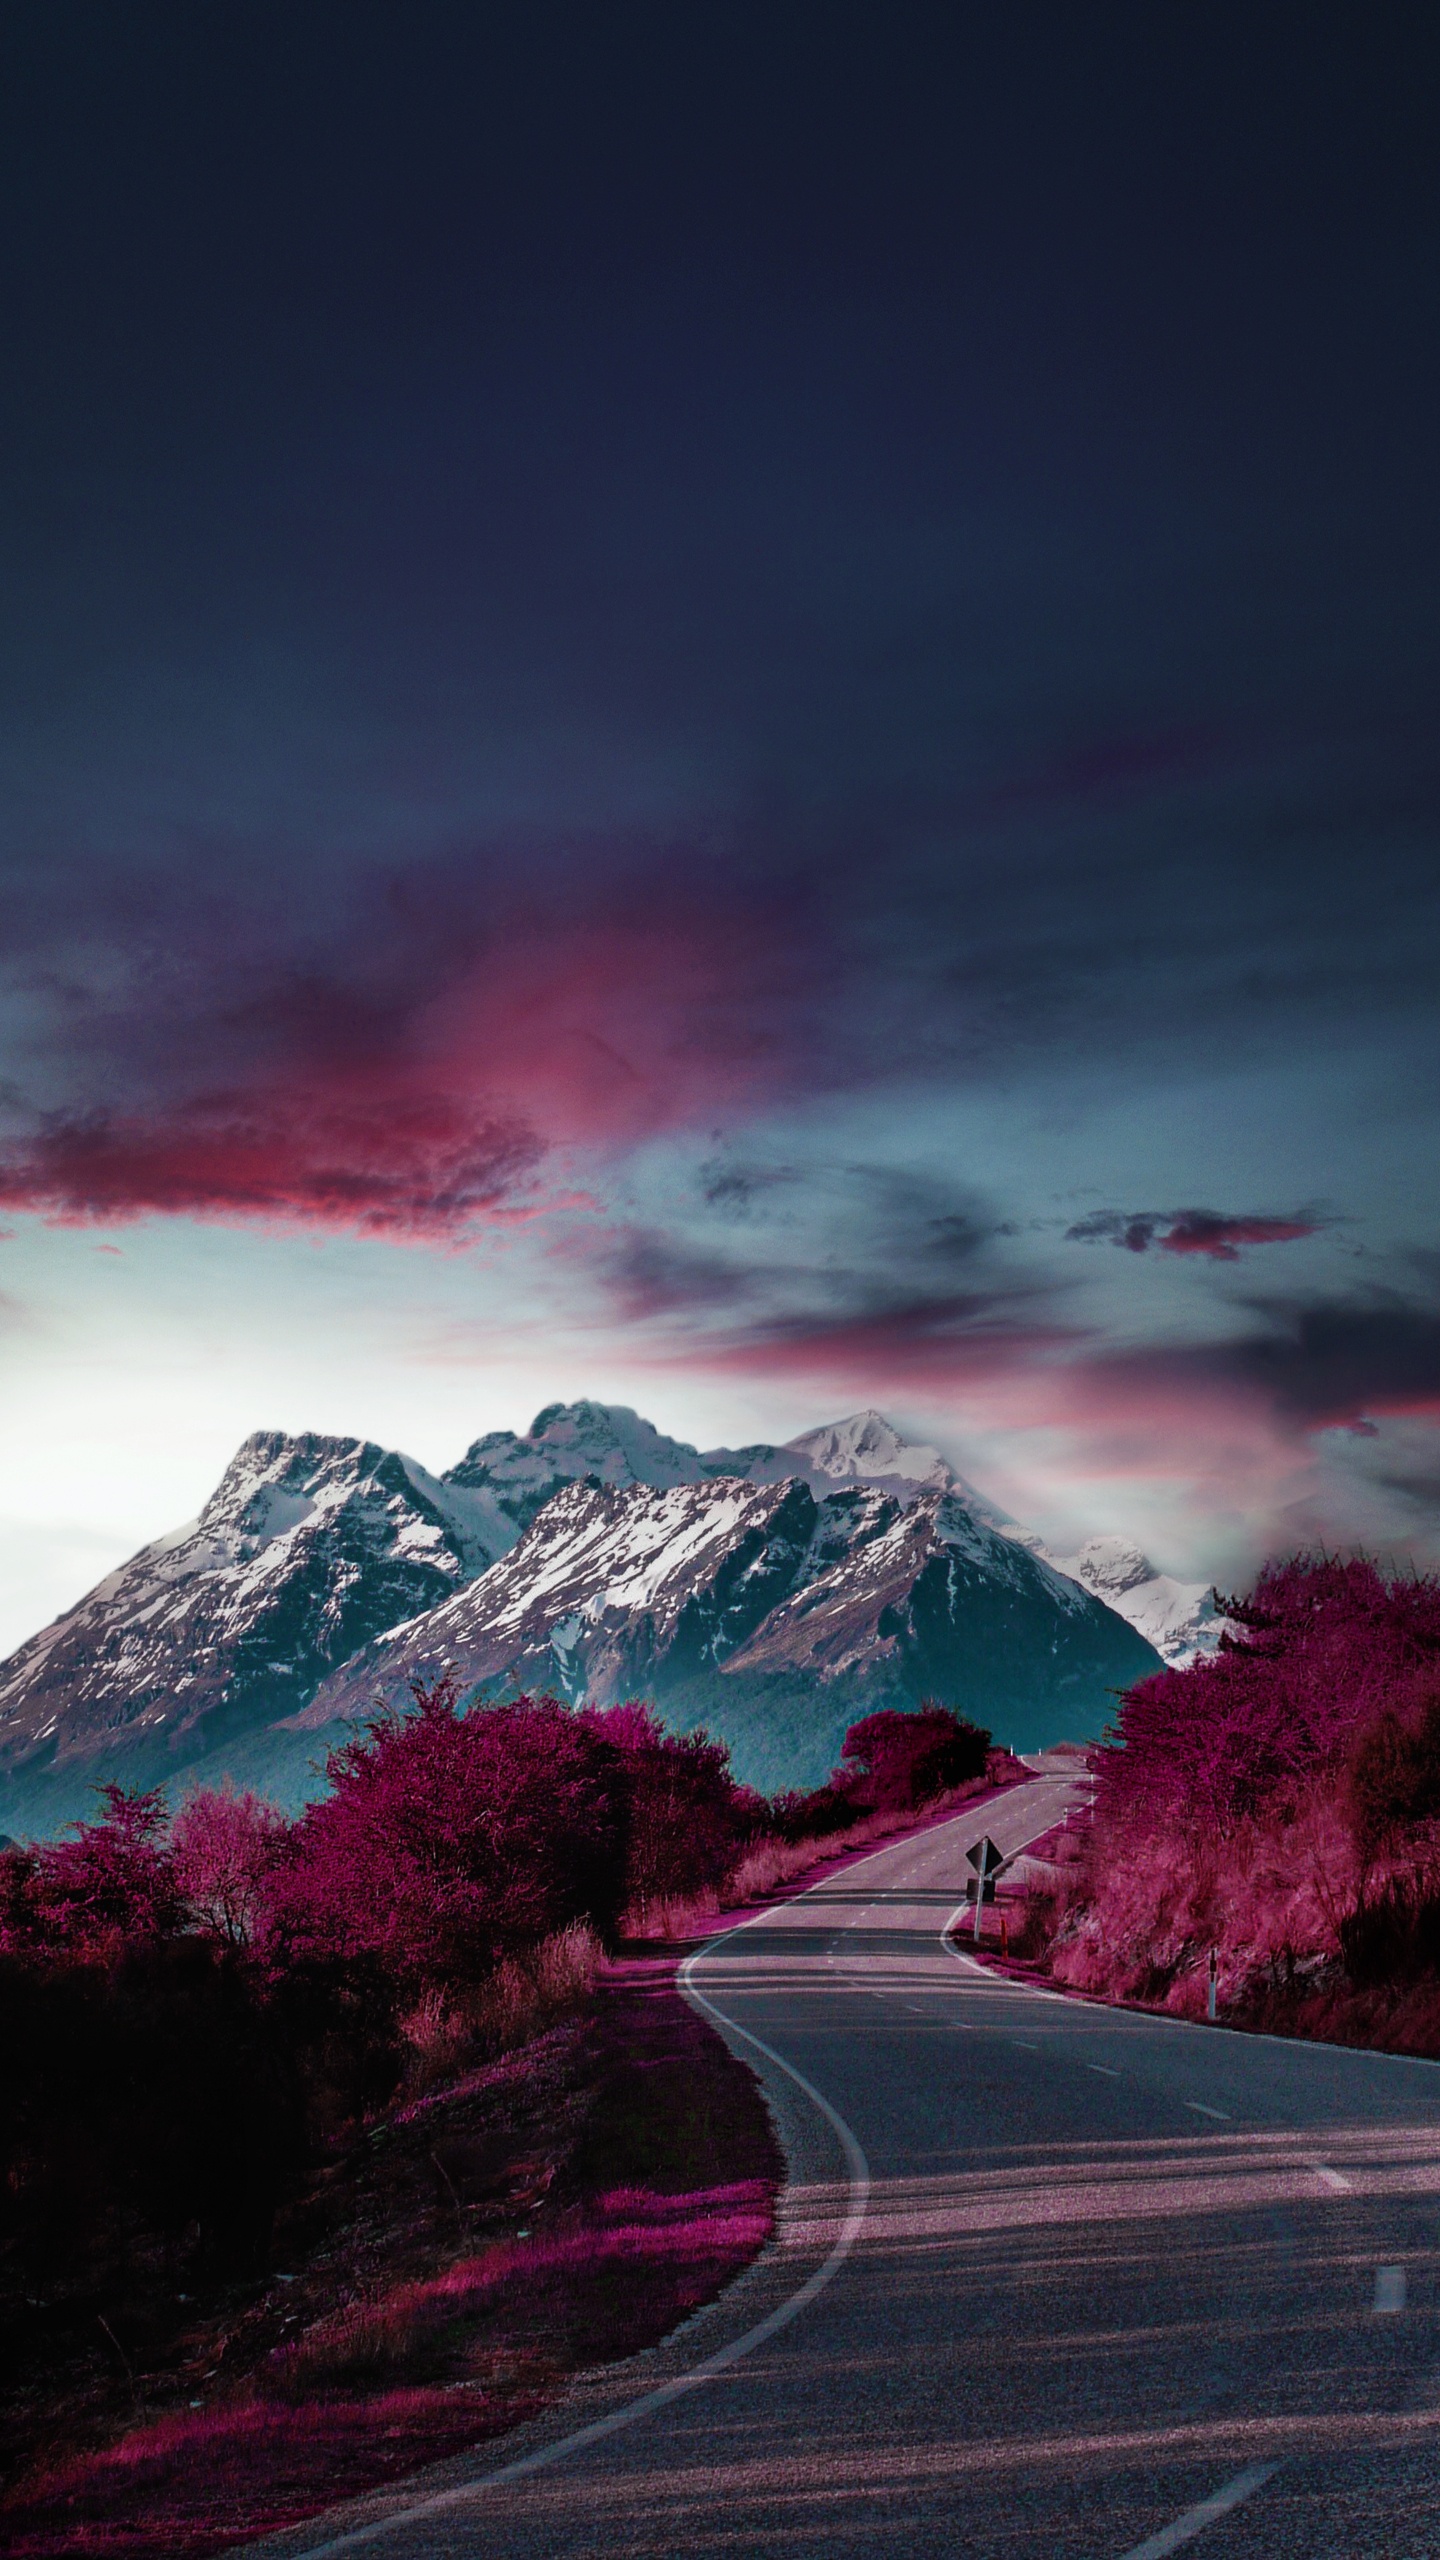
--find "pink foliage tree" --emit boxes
[171,1784,291,1947]
[837,1703,992,1812]
[1,1785,183,1956]
[1095,1557,1440,1842]
[580,1702,752,1908]
[1042,1555,1440,2015]
[275,1679,630,1992]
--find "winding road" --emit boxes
[262,1772,1440,2560]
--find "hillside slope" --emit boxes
[0,1401,1165,1828]
[299,1474,1161,1790]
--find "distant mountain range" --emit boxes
[0,1402,1195,1837]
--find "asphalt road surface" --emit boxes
[262,1771,1440,2560]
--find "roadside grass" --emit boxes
[3,1767,1039,2556]
[398,1921,602,2092]
[0,1968,780,2560]
[623,1764,1033,1943]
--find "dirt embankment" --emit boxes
[1,1962,779,2560]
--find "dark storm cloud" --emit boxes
[1223,1299,1440,1425]
[591,1163,1054,1359]
[588,1228,753,1324]
[1083,1295,1440,1433]
[0,1,1436,1337]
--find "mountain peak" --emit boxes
[785,1410,957,1494]
[445,1400,711,1509]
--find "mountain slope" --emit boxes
[0,1432,503,1836]
[441,1398,748,1539]
[0,1399,1169,1828]
[300,1473,1162,1790]
[1045,1535,1226,1666]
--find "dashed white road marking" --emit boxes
[1184,2101,1231,2121]
[1374,2264,1407,2313]
[1087,2062,1122,2078]
[1115,2461,1279,2559]
[1311,2162,1352,2193]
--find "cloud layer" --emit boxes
[2,8,1439,1588]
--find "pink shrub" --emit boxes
[581,1703,750,1916]
[275,1681,629,1991]
[1096,1556,1440,1840]
[1037,1555,1440,2023]
[837,1703,991,1812]
[1,1786,182,1957]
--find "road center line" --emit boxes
[1185,2102,1231,2120]
[1088,2063,1122,2078]
[1115,2462,1279,2559]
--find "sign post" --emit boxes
[966,1835,1004,1941]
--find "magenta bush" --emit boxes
[0,1785,184,1957]
[274,1682,630,1990]
[581,1702,752,1908]
[837,1703,991,1812]
[1040,1554,1440,2019]
[171,1785,291,1948]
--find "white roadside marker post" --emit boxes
[1207,1945,1218,2022]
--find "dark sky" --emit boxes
[2,2,1439,1623]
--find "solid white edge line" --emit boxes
[276,1863,878,2560]
[1113,2462,1279,2559]
[264,1780,1071,2560]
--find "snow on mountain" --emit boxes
[1046,1535,1225,1666]
[0,1430,507,1835]
[0,1396,1182,1829]
[301,1471,1162,1789]
[303,1474,824,1727]
[442,1398,728,1542]
[784,1409,954,1494]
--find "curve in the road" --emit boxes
[279,1891,876,2560]
[261,1775,1078,2560]
[255,1773,1440,2560]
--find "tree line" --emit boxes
[0,1687,992,2287]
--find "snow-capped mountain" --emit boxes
[438,1398,964,1537]
[784,1410,955,1496]
[0,1431,505,1836]
[1044,1535,1225,1666]
[0,1398,1169,1831]
[299,1470,1161,1792]
[442,1398,735,1539]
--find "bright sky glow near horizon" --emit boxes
[2,5,1440,1657]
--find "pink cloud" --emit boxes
[0,904,823,1239]
[1066,1207,1321,1260]
[1158,1213,1318,1260]
[0,1095,542,1239]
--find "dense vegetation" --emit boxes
[1025,1556,1440,2047]
[0,1685,995,2294]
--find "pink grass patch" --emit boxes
[2,2387,546,2560]
[2,1968,780,2560]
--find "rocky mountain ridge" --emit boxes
[297,1463,1161,1790]
[0,1431,502,1834]
[0,1400,1170,1831]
